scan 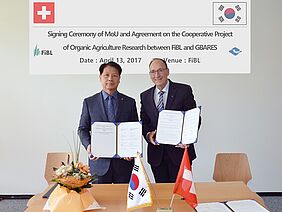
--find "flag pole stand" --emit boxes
[169,194,175,208]
[156,208,173,212]
[156,194,174,212]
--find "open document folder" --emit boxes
[196,199,269,212]
[91,121,142,158]
[156,107,201,145]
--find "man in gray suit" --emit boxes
[78,62,139,184]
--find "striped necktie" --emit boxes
[157,91,164,112]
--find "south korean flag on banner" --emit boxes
[213,2,247,25]
[127,153,152,211]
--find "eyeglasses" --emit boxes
[149,68,167,75]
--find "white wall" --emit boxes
[0,0,281,194]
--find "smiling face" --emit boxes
[99,65,120,95]
[149,59,169,90]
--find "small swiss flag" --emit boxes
[173,148,198,208]
[33,2,55,24]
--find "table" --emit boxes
[25,181,266,211]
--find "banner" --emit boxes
[29,0,251,74]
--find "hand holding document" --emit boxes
[156,107,200,145]
[91,121,142,158]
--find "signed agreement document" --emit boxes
[196,202,231,212]
[226,200,269,212]
[196,200,269,212]
[156,107,200,145]
[91,121,142,157]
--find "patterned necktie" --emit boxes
[107,95,115,122]
[157,91,164,112]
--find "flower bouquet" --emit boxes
[48,134,97,212]
[52,161,94,193]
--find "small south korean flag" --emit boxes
[127,153,152,211]
[213,2,247,25]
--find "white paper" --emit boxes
[43,198,105,211]
[196,202,231,212]
[156,110,183,145]
[226,199,269,212]
[181,107,200,144]
[117,122,142,157]
[91,122,116,157]
[91,121,142,158]
[30,1,251,75]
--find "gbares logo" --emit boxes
[33,45,53,57]
[229,47,242,56]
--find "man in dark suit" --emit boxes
[140,58,199,183]
[78,62,139,184]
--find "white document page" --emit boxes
[181,107,200,144]
[91,122,116,157]
[117,122,142,157]
[226,200,269,212]
[156,110,183,145]
[196,202,231,212]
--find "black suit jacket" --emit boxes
[78,91,139,176]
[140,80,198,167]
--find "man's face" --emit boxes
[149,59,169,90]
[99,65,120,94]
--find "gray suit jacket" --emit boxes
[78,91,139,176]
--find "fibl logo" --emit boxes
[34,45,53,56]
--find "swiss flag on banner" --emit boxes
[173,148,198,208]
[33,2,55,24]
